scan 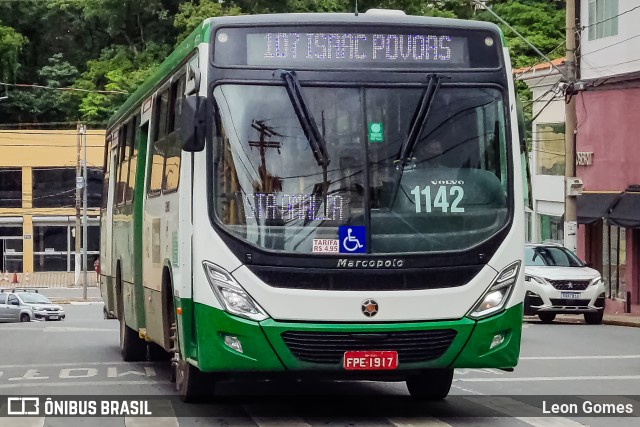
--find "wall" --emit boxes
[0,129,105,273]
[520,70,566,242]
[576,88,640,191]
[580,0,640,80]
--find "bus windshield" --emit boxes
[212,84,510,254]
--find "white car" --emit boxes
[524,243,606,324]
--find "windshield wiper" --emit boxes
[389,74,442,208]
[279,70,331,213]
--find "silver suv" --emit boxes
[0,289,65,322]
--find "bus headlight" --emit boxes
[468,261,521,319]
[203,262,268,321]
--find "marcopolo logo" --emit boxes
[337,259,405,268]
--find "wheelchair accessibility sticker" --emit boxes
[338,226,366,254]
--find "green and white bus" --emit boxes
[100,10,526,402]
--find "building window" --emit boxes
[32,168,75,208]
[0,226,24,273]
[87,168,104,208]
[32,223,99,272]
[539,214,564,243]
[535,123,565,176]
[588,0,619,40]
[0,168,22,208]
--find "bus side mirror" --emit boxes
[181,95,206,152]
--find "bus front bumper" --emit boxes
[190,302,523,374]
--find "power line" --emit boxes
[580,32,640,59]
[514,41,566,81]
[581,5,640,30]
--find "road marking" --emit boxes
[125,399,178,427]
[389,417,454,426]
[521,355,640,360]
[457,374,640,382]
[0,380,170,389]
[0,326,116,332]
[0,361,135,369]
[468,396,586,427]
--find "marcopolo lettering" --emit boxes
[337,259,405,268]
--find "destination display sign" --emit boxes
[214,27,501,69]
[246,32,469,67]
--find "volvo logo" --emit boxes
[361,299,379,317]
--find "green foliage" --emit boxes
[73,43,169,122]
[0,24,26,81]
[174,0,242,44]
[475,0,565,69]
[0,0,566,129]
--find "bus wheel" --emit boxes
[119,317,147,361]
[406,369,453,400]
[118,289,146,361]
[148,342,170,361]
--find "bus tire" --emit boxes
[406,369,453,400]
[119,318,147,362]
[176,359,215,403]
[149,342,170,361]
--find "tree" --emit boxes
[174,0,242,44]
[0,24,26,83]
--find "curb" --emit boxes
[603,319,640,328]
[49,298,103,304]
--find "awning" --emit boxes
[608,192,640,228]
[576,193,620,224]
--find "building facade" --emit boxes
[515,58,566,244]
[0,129,104,285]
[575,0,640,313]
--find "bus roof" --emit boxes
[201,12,501,32]
[107,12,502,129]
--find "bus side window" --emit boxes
[148,90,169,196]
[116,122,130,205]
[163,76,185,193]
[126,115,140,203]
[101,136,111,210]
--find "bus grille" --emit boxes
[248,265,481,291]
[280,329,457,365]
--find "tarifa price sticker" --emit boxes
[312,239,339,253]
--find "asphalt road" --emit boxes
[0,302,639,426]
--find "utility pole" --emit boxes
[81,124,88,300]
[75,124,82,287]
[564,0,578,253]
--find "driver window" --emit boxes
[8,295,18,305]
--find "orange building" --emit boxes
[0,129,105,285]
